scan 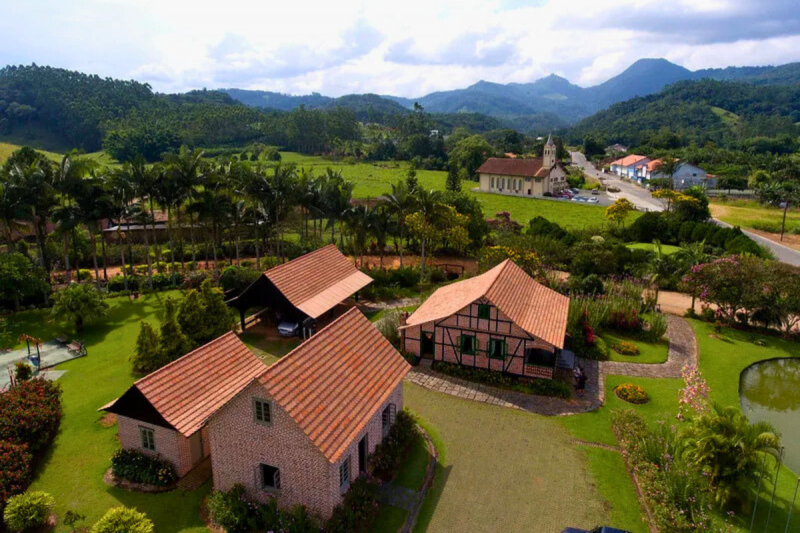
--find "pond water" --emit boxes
[739,358,800,473]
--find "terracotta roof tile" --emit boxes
[403,260,569,348]
[104,332,267,436]
[265,245,373,318]
[477,157,550,178]
[259,308,410,463]
[611,155,649,167]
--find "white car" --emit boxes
[587,197,599,204]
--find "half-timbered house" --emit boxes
[400,259,569,380]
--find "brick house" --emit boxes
[101,332,266,477]
[208,307,411,518]
[401,259,569,380]
[228,244,373,335]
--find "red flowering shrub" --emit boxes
[0,441,32,514]
[0,378,63,452]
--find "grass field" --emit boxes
[711,200,800,234]
[602,331,669,364]
[0,141,117,167]
[406,383,610,533]
[626,242,681,255]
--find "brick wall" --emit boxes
[117,415,195,476]
[208,381,404,519]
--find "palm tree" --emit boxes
[164,146,206,267]
[344,204,372,269]
[675,240,709,312]
[383,180,415,268]
[0,180,24,253]
[7,158,58,271]
[189,183,231,271]
[370,204,391,269]
[73,176,112,287]
[681,403,781,511]
[107,169,136,290]
[656,156,680,190]
[639,240,675,305]
[54,152,96,281]
[52,204,82,280]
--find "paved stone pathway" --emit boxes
[177,457,212,490]
[403,316,698,416]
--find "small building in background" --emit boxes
[606,143,629,153]
[609,154,650,179]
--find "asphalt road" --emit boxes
[570,151,800,265]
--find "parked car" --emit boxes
[571,196,580,202]
[591,189,600,195]
[562,527,630,533]
[277,321,300,337]
[587,197,599,204]
[570,188,580,195]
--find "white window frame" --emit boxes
[382,403,397,437]
[139,426,155,451]
[259,463,281,492]
[253,398,272,426]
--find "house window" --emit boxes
[253,398,272,426]
[525,347,556,367]
[382,403,397,437]
[459,334,477,355]
[477,303,490,320]
[139,427,155,451]
[491,177,495,188]
[340,457,351,492]
[488,339,506,360]
[260,463,281,491]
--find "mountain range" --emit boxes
[222,58,800,127]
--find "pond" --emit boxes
[739,358,800,473]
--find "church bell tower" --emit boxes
[543,133,556,168]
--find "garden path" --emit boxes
[403,316,698,416]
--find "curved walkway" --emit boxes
[404,316,698,416]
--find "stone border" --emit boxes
[103,468,176,493]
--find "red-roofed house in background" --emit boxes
[227,244,373,336]
[400,259,570,380]
[609,154,651,179]
[477,135,567,197]
[100,332,267,477]
[208,308,410,518]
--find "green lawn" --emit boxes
[711,200,800,234]
[691,319,800,533]
[239,333,300,366]
[5,292,210,533]
[405,383,610,533]
[581,446,648,533]
[626,242,681,255]
[602,331,670,364]
[371,505,408,533]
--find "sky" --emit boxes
[2,0,800,97]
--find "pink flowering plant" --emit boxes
[677,365,711,421]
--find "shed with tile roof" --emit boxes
[227,245,372,335]
[401,259,569,380]
[100,332,267,477]
[207,307,410,518]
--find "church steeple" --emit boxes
[543,133,556,168]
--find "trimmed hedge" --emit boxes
[91,507,154,533]
[110,449,177,487]
[0,442,32,516]
[431,361,572,398]
[206,485,317,533]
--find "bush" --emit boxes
[0,379,62,452]
[77,269,92,281]
[325,476,381,533]
[13,362,32,383]
[91,507,154,533]
[110,449,177,487]
[389,267,421,288]
[644,313,668,342]
[0,442,32,517]
[369,410,418,480]
[430,361,572,398]
[612,341,640,356]
[206,486,251,533]
[4,491,54,532]
[375,310,402,346]
[219,266,261,294]
[207,485,317,533]
[107,275,140,293]
[427,268,446,283]
[614,383,650,404]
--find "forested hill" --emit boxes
[569,80,800,149]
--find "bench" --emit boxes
[67,341,87,357]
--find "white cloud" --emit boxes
[1,0,799,96]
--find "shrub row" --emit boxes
[110,449,177,487]
[431,361,572,398]
[206,485,318,533]
[369,410,418,481]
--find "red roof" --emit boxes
[265,245,373,319]
[101,332,266,436]
[403,260,569,348]
[646,158,680,172]
[611,155,649,167]
[259,308,410,463]
[476,157,551,178]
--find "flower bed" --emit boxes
[110,449,177,488]
[614,383,650,404]
[431,361,572,398]
[612,341,640,356]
